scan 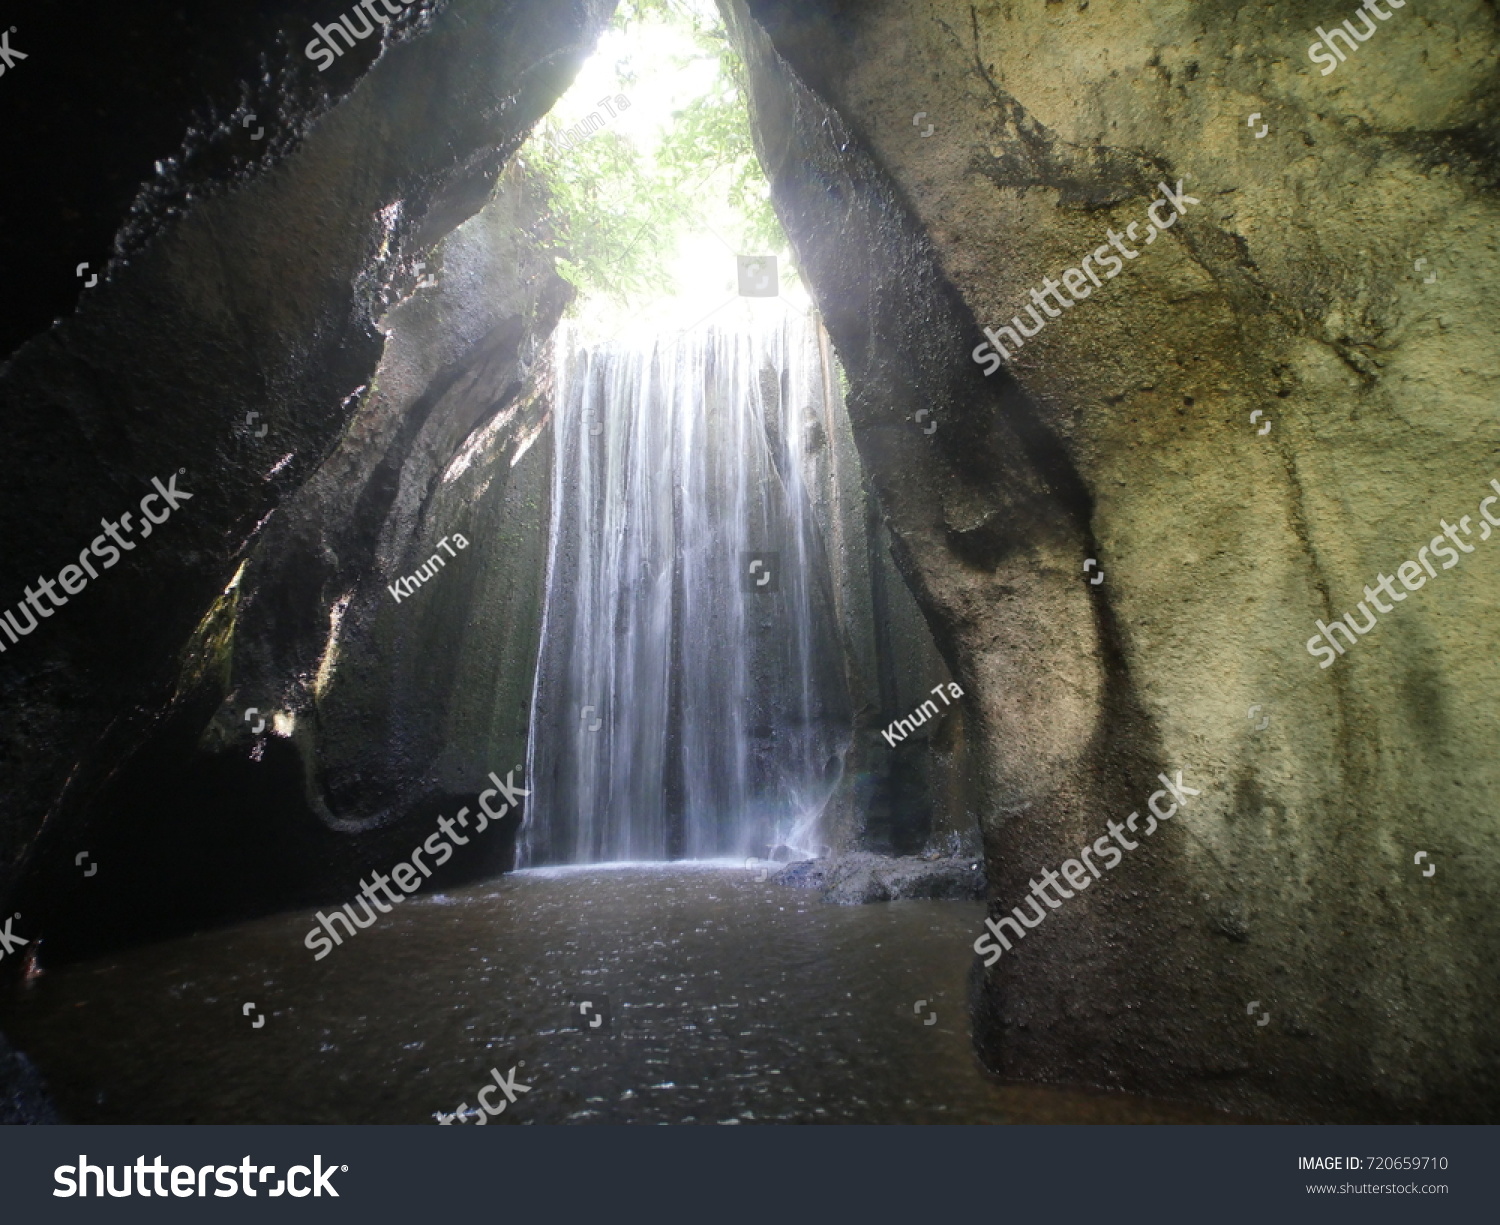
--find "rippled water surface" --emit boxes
[2,865,1235,1124]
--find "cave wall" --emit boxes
[801,327,965,856]
[0,0,398,361]
[0,0,615,955]
[727,0,1500,1121]
[0,0,955,957]
[220,160,565,865]
[6,0,1484,1128]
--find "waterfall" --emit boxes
[522,313,852,865]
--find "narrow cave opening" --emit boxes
[8,0,1463,1132]
[506,0,953,868]
[0,0,1005,1127]
[520,0,847,867]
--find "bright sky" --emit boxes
[526,0,813,343]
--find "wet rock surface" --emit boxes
[0,1032,61,1125]
[0,0,1493,1127]
[0,2,613,959]
[774,852,985,905]
[728,0,1500,1121]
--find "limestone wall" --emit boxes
[729,0,1500,1121]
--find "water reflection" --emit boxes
[2,865,1237,1124]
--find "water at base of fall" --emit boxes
[0,865,1243,1124]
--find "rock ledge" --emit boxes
[773,852,985,905]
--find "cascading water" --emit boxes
[522,312,852,865]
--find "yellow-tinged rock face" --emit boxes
[727,0,1500,1121]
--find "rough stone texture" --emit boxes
[804,336,966,856]
[7,0,1487,1128]
[0,0,394,359]
[774,851,985,904]
[215,160,566,860]
[0,1032,61,1125]
[728,0,1500,1121]
[0,1,613,955]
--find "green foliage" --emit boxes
[522,126,670,303]
[519,0,789,309]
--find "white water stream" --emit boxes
[522,314,851,865]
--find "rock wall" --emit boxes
[0,0,391,359]
[0,1,613,958]
[802,325,965,857]
[727,0,1500,1121]
[221,161,565,864]
[6,0,1480,1127]
[0,0,952,959]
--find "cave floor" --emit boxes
[2,864,1243,1124]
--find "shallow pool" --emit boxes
[1,864,1236,1124]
